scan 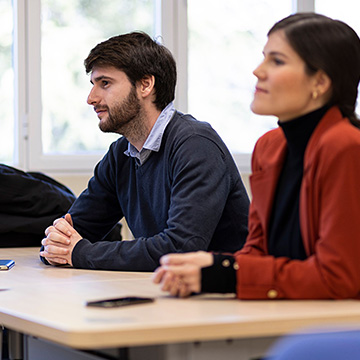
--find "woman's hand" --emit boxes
[152,251,213,297]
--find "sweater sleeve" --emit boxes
[69,144,124,243]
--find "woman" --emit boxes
[152,13,360,300]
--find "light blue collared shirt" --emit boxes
[124,102,175,165]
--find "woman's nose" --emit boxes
[253,62,266,79]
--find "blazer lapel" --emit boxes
[250,130,287,239]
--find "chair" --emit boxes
[267,330,360,360]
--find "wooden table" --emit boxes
[1,247,360,360]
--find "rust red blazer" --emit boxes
[235,107,360,299]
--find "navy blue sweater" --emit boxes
[69,111,249,271]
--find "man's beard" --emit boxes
[99,85,145,140]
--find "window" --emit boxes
[2,1,360,174]
[41,0,155,155]
[188,0,292,168]
[34,0,156,171]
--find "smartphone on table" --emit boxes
[86,296,154,308]
[0,260,15,270]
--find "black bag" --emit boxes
[0,164,76,247]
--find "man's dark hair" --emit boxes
[84,32,177,111]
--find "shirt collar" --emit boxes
[124,102,175,164]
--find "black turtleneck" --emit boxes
[201,105,329,295]
[267,105,329,259]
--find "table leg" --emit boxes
[0,326,3,359]
[8,330,23,360]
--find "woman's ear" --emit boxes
[138,75,155,99]
[314,70,332,101]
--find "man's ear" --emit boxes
[138,75,155,99]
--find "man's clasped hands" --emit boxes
[40,213,82,266]
[40,213,214,297]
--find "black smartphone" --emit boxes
[0,259,15,270]
[86,296,154,308]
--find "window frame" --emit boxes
[12,0,314,174]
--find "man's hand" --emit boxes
[40,213,82,266]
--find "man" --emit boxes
[40,32,249,271]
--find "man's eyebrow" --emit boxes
[90,75,113,84]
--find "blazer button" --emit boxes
[222,259,230,267]
[267,289,278,299]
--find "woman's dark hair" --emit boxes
[269,13,360,126]
[84,32,177,111]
